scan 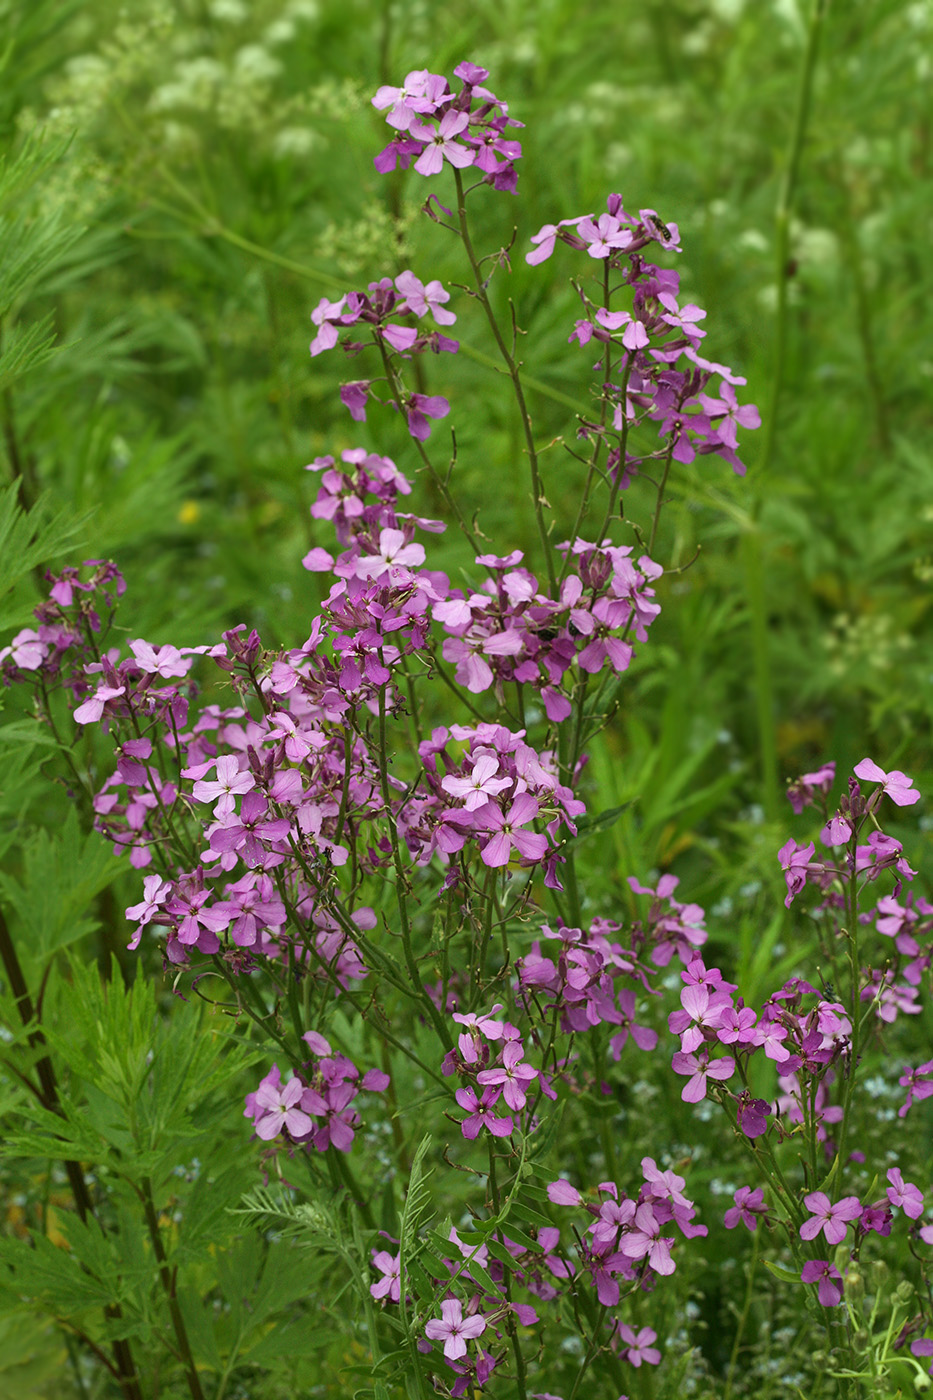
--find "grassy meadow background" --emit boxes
[1,0,932,1394]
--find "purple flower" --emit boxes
[339,381,370,422]
[125,874,171,950]
[786,761,836,813]
[475,793,548,868]
[441,753,512,809]
[853,758,920,807]
[724,1186,766,1231]
[777,838,816,907]
[370,1250,401,1302]
[886,1168,924,1219]
[128,638,192,678]
[799,1191,862,1245]
[671,1048,735,1103]
[477,1041,537,1111]
[410,110,475,176]
[736,1094,770,1139]
[424,1299,486,1360]
[912,1339,933,1375]
[252,1070,314,1141]
[74,681,126,725]
[405,392,450,441]
[395,270,456,325]
[616,1324,661,1367]
[454,1085,513,1139]
[698,381,761,448]
[189,754,255,810]
[801,1260,843,1307]
[371,69,446,131]
[547,1179,582,1207]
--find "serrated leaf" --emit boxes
[0,483,91,607]
[0,315,57,395]
[0,812,124,973]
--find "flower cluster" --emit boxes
[527,194,761,478]
[0,561,126,694]
[545,1159,706,1303]
[244,1033,389,1153]
[310,271,459,440]
[434,538,662,711]
[372,62,522,190]
[442,1003,555,1139]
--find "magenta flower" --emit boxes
[801,1259,843,1307]
[477,1042,537,1111]
[886,1168,924,1219]
[410,110,475,176]
[799,1191,862,1245]
[671,1048,735,1103]
[74,681,126,725]
[405,392,450,441]
[424,1299,486,1360]
[724,1186,766,1231]
[616,1324,661,1367]
[777,838,816,907]
[441,753,512,809]
[370,1250,401,1302]
[190,754,255,810]
[253,1072,314,1141]
[454,1085,513,1139]
[854,757,920,807]
[475,793,548,868]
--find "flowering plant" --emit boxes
[2,56,931,1400]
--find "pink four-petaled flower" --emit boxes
[799,1191,862,1245]
[424,1299,486,1360]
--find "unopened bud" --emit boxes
[833,1244,850,1274]
[914,1371,933,1393]
[871,1260,889,1288]
[846,1270,865,1307]
[896,1280,915,1305]
[852,1328,869,1352]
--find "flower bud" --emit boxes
[871,1261,889,1288]
[914,1371,933,1393]
[845,1270,865,1308]
[852,1328,869,1352]
[896,1281,915,1305]
[833,1244,850,1274]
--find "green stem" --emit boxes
[0,903,142,1400]
[723,1228,759,1400]
[746,0,828,822]
[487,1145,528,1400]
[376,688,453,1050]
[140,1175,205,1400]
[760,0,829,481]
[375,335,483,557]
[452,167,556,593]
